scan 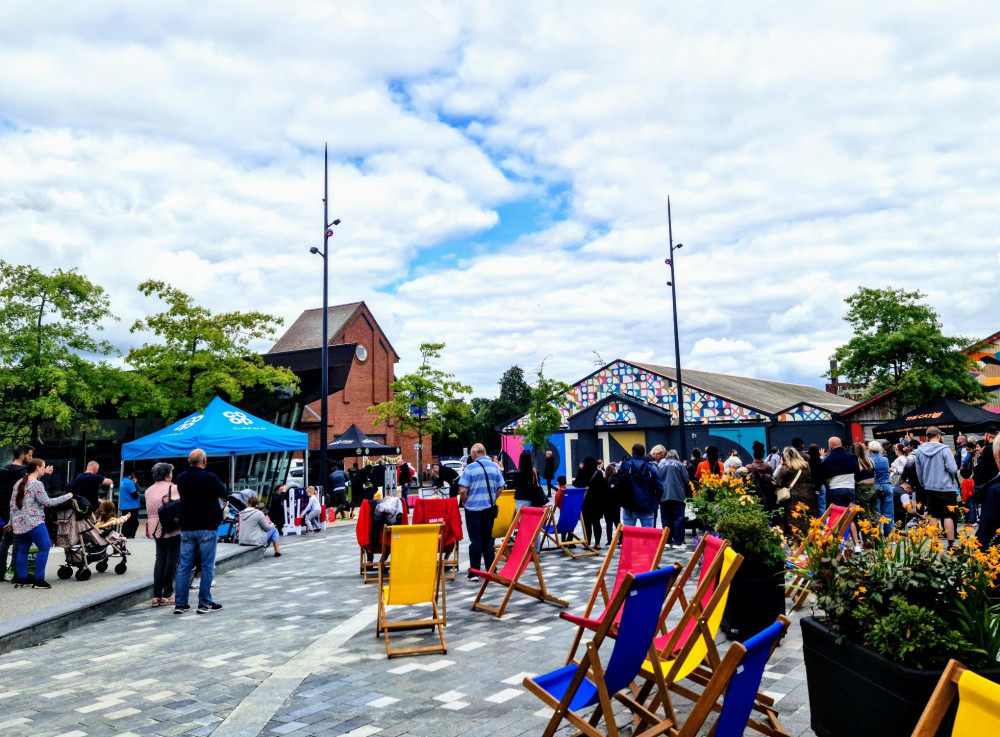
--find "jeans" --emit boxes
[660,500,686,545]
[0,527,19,578]
[876,484,894,536]
[153,536,180,599]
[621,509,656,528]
[266,527,280,545]
[817,484,827,515]
[174,530,217,608]
[16,525,52,582]
[514,499,530,514]
[465,508,495,572]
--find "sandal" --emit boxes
[151,598,162,607]
[162,596,175,605]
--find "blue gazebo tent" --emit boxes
[121,396,309,489]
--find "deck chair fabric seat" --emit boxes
[785,504,857,611]
[561,525,669,662]
[541,487,597,558]
[491,488,517,539]
[376,523,447,658]
[659,617,792,737]
[471,505,568,618]
[412,497,464,580]
[524,565,682,737]
[912,659,1000,736]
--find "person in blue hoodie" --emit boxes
[912,426,960,545]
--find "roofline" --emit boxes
[332,301,401,361]
[628,360,773,415]
[965,330,1000,354]
[835,388,897,417]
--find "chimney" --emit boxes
[829,360,839,385]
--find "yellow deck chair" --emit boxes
[376,523,447,658]
[491,488,517,539]
[632,546,744,729]
[912,659,1000,736]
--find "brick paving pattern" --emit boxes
[0,522,818,736]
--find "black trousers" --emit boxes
[153,536,181,599]
[121,509,140,539]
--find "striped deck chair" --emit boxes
[540,487,598,559]
[412,497,463,581]
[376,524,447,658]
[470,505,568,618]
[649,616,792,737]
[561,524,670,662]
[785,504,858,611]
[632,545,744,728]
[523,565,682,737]
[912,659,1000,736]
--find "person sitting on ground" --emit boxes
[238,497,281,557]
[301,487,323,533]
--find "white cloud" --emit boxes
[1,1,999,400]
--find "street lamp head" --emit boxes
[309,246,320,255]
[676,243,684,249]
[331,218,341,226]
[666,281,673,286]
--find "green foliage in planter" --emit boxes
[866,598,980,671]
[690,473,784,566]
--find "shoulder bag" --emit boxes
[475,460,500,518]
[775,469,801,505]
[156,484,182,537]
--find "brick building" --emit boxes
[268,302,430,470]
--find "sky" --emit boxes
[2,1,999,398]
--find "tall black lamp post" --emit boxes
[665,197,687,461]
[309,143,340,500]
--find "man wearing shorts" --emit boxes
[913,426,960,545]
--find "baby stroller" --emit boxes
[218,493,247,543]
[55,498,129,581]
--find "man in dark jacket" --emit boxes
[619,443,663,528]
[974,425,999,492]
[746,441,778,510]
[820,437,862,551]
[975,436,1000,549]
[173,449,227,615]
[542,450,556,498]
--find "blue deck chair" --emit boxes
[656,616,792,737]
[540,487,597,558]
[522,564,681,737]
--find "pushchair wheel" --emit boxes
[57,566,72,580]
[114,562,127,575]
[96,560,109,573]
[75,568,91,581]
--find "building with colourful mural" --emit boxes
[967,330,1000,413]
[501,359,852,482]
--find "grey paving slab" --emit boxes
[0,518,819,737]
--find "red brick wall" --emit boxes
[301,304,432,470]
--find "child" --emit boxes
[94,500,126,529]
[301,487,323,533]
[555,476,572,542]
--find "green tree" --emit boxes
[830,287,987,413]
[0,261,129,444]
[125,280,298,420]
[515,363,575,451]
[369,342,471,480]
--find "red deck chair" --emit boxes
[470,505,569,618]
[785,504,857,611]
[561,524,670,663]
[411,497,464,581]
[356,497,410,583]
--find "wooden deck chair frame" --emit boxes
[659,616,792,737]
[912,659,1000,736]
[471,506,569,618]
[376,524,447,658]
[540,487,598,559]
[631,545,744,728]
[785,504,858,612]
[411,497,462,581]
[523,567,682,737]
[563,524,670,663]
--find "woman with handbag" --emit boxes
[145,462,181,607]
[580,456,608,549]
[775,447,816,542]
[513,450,544,514]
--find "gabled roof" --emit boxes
[835,389,897,418]
[268,302,399,359]
[630,361,853,415]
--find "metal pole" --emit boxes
[320,144,330,506]
[667,197,687,461]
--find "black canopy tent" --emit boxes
[326,423,401,458]
[872,397,1000,439]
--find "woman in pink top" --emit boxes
[145,462,180,606]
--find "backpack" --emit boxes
[608,467,637,511]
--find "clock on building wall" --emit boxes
[355,344,368,362]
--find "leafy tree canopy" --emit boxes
[125,280,298,420]
[830,287,987,412]
[0,261,130,444]
[515,363,576,451]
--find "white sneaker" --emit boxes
[664,543,674,550]
[853,545,863,553]
[674,542,687,550]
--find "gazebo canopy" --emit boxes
[122,396,309,460]
[327,424,400,458]
[872,397,1000,439]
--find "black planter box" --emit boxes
[721,559,786,641]
[801,616,1000,737]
